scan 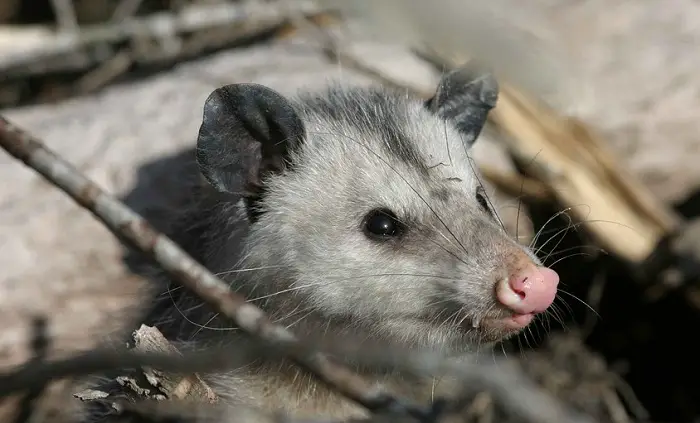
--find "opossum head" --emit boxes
[195,63,559,354]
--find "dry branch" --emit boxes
[478,164,551,202]
[0,115,425,419]
[111,0,145,22]
[122,325,219,403]
[488,87,681,263]
[0,0,322,77]
[49,0,79,33]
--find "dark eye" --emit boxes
[476,187,492,214]
[363,208,403,239]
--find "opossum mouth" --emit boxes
[466,312,536,341]
[479,312,534,330]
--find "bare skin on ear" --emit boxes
[82,63,560,423]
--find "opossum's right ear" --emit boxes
[195,83,306,197]
[425,61,499,148]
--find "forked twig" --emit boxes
[0,116,424,418]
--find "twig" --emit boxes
[357,350,597,423]
[111,0,145,22]
[1,0,322,77]
[49,0,78,33]
[0,116,425,418]
[610,373,649,421]
[75,47,133,94]
[128,325,219,403]
[478,165,550,202]
[113,399,343,423]
[600,386,631,423]
[0,346,251,397]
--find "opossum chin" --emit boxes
[455,305,538,344]
[471,314,535,343]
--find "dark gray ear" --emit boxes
[196,83,305,197]
[425,62,499,147]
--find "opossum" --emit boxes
[79,62,560,423]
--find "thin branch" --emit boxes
[1,0,323,77]
[111,0,145,22]
[329,346,597,423]
[49,0,78,33]
[0,116,426,418]
[0,345,253,397]
[478,164,551,202]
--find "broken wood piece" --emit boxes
[72,325,220,411]
[478,164,551,202]
[129,325,219,403]
[49,0,79,33]
[111,0,145,22]
[488,84,681,263]
[0,0,323,77]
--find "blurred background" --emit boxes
[2,1,700,422]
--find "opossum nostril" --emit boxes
[510,279,527,299]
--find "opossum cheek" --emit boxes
[495,265,559,316]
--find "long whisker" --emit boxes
[513,149,544,246]
[531,209,577,253]
[392,213,471,267]
[215,265,289,277]
[547,252,594,267]
[529,206,579,249]
[163,260,285,295]
[246,272,463,303]
[459,130,506,232]
[557,289,601,319]
[168,270,466,335]
[532,204,646,259]
[552,295,575,319]
[541,244,601,259]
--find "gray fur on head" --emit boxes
[155,62,533,361]
[196,64,498,200]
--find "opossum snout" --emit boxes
[495,264,559,315]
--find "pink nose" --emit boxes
[496,265,559,315]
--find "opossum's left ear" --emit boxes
[425,62,499,147]
[195,83,305,200]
